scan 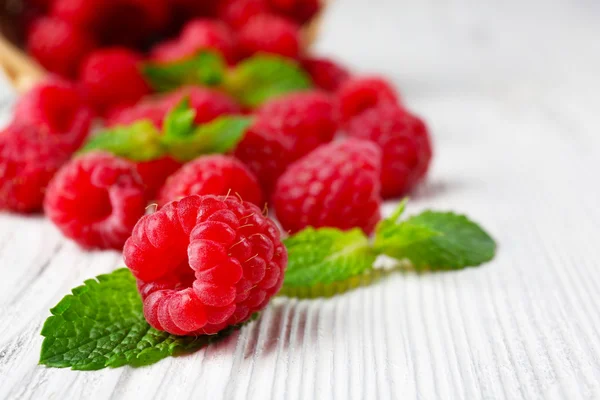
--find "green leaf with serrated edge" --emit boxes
[160,115,251,162]
[163,98,196,139]
[374,204,496,271]
[80,120,165,162]
[278,228,378,298]
[143,51,226,92]
[40,268,250,370]
[225,54,312,108]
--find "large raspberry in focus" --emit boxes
[158,155,264,207]
[0,124,73,213]
[150,19,238,64]
[273,139,382,234]
[124,194,287,335]
[79,48,151,114]
[26,17,96,78]
[237,14,301,59]
[301,57,350,92]
[106,87,241,128]
[14,79,94,150]
[44,152,147,249]
[235,91,338,194]
[337,76,401,123]
[346,105,432,198]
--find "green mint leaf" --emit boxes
[40,268,243,370]
[225,54,312,108]
[160,115,251,162]
[374,205,497,271]
[279,228,378,298]
[143,51,226,92]
[80,121,165,162]
[163,98,196,138]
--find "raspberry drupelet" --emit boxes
[124,194,287,335]
[337,76,401,123]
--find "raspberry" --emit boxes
[237,14,301,59]
[150,19,238,64]
[346,105,432,198]
[106,87,241,128]
[135,157,182,199]
[124,194,287,335]
[158,155,264,207]
[235,91,337,194]
[268,0,320,24]
[44,152,147,249]
[337,76,401,123]
[52,0,169,46]
[300,57,350,92]
[216,0,270,29]
[79,48,151,114]
[26,17,96,78]
[273,139,382,234]
[0,124,73,213]
[14,79,94,150]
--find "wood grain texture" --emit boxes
[1,0,600,399]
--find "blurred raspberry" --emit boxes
[150,19,238,64]
[79,47,151,114]
[346,105,432,198]
[301,57,350,92]
[26,17,96,78]
[217,0,270,29]
[337,76,401,123]
[268,0,320,24]
[237,14,301,59]
[135,157,183,199]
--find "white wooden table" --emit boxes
[2,0,600,398]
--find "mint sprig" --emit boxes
[79,100,251,163]
[143,51,226,92]
[279,200,496,298]
[40,268,246,370]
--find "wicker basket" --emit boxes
[0,1,326,93]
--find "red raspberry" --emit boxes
[52,0,169,46]
[337,76,401,123]
[273,139,382,234]
[79,48,151,114]
[26,17,96,78]
[14,79,94,150]
[44,152,147,249]
[300,57,350,92]
[268,0,320,24]
[346,105,432,198]
[106,87,241,128]
[217,0,270,29]
[150,19,238,64]
[237,14,301,59]
[0,124,73,213]
[135,157,183,200]
[234,91,338,194]
[124,194,287,335]
[158,155,263,207]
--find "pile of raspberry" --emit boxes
[0,1,433,335]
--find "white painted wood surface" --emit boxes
[2,0,600,398]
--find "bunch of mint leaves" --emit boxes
[143,51,312,108]
[79,99,251,163]
[39,200,495,370]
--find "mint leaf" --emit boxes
[40,268,243,370]
[225,54,312,108]
[163,98,196,138]
[279,228,378,298]
[374,205,496,271]
[160,115,251,162]
[143,51,226,92]
[80,121,165,162]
